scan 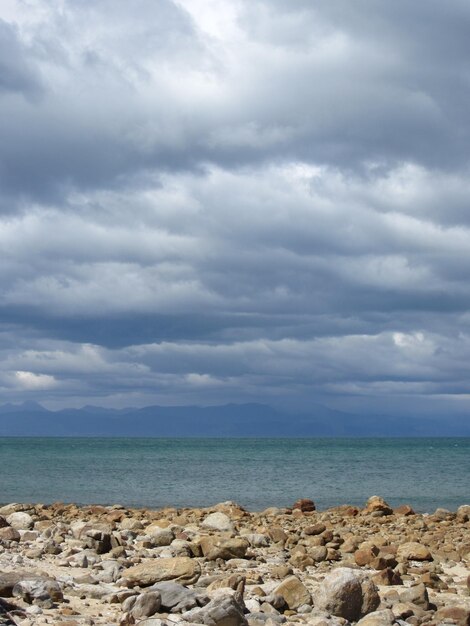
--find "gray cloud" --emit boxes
[1,0,470,416]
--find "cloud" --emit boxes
[0,1,469,415]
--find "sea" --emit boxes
[0,437,469,512]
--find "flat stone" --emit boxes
[274,576,311,610]
[122,557,201,586]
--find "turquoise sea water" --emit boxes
[0,438,468,512]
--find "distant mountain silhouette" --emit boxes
[0,402,468,436]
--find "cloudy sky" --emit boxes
[1,0,470,416]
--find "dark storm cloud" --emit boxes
[1,0,470,413]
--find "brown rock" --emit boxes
[434,607,470,626]
[267,527,287,543]
[122,557,201,586]
[397,542,432,561]
[355,546,379,566]
[394,504,415,516]
[0,526,20,542]
[292,499,315,513]
[315,568,379,621]
[200,537,249,561]
[274,575,311,610]
[398,583,430,610]
[304,523,326,536]
[371,567,402,586]
[365,496,393,516]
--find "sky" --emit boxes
[1,0,470,416]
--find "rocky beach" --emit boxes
[0,497,469,626]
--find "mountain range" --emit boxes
[0,401,468,436]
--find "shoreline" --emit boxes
[0,497,469,626]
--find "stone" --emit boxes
[355,546,379,566]
[365,496,393,516]
[398,583,429,610]
[147,528,175,547]
[149,581,199,611]
[267,527,287,543]
[183,592,248,626]
[310,546,328,563]
[122,556,201,586]
[371,568,402,586]
[0,517,8,529]
[0,527,20,542]
[274,576,311,610]
[122,591,161,619]
[202,512,234,532]
[397,542,432,561]
[434,607,470,626]
[6,512,33,530]
[356,609,395,626]
[13,578,63,607]
[304,523,326,536]
[200,537,249,561]
[315,568,379,622]
[456,504,470,521]
[394,505,415,516]
[292,499,315,513]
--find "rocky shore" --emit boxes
[0,497,469,626]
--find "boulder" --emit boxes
[364,496,393,516]
[0,527,20,542]
[122,557,201,586]
[274,576,311,610]
[202,512,234,532]
[183,592,248,626]
[13,577,63,607]
[315,568,379,621]
[356,609,395,626]
[434,607,470,626]
[398,583,429,610]
[292,499,315,513]
[200,537,249,561]
[397,542,432,561]
[122,591,161,619]
[6,512,33,530]
[149,581,199,611]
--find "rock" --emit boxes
[371,568,402,586]
[267,527,287,543]
[365,496,393,516]
[434,607,470,626]
[0,517,9,529]
[6,512,33,530]
[0,527,20,542]
[310,546,328,563]
[148,528,175,547]
[183,592,248,626]
[356,609,395,626]
[315,568,379,621]
[122,591,161,619]
[304,523,326,536]
[398,583,429,609]
[394,505,415,516]
[122,556,201,586]
[0,572,34,597]
[355,546,379,566]
[292,499,315,513]
[200,537,249,561]
[397,542,432,561]
[274,576,311,610]
[149,581,199,611]
[242,533,269,547]
[202,512,234,532]
[419,571,447,590]
[13,578,63,607]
